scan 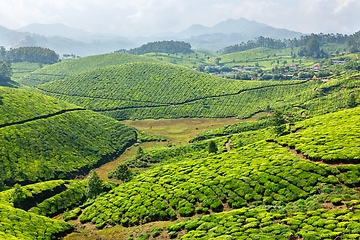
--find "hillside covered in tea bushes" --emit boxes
[0,86,137,185]
[18,52,160,86]
[35,62,332,120]
[65,105,360,239]
[2,43,360,240]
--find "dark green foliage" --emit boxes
[10,184,31,208]
[5,47,59,64]
[0,60,12,80]
[136,146,144,158]
[271,109,285,126]
[85,170,103,199]
[125,40,193,55]
[113,163,132,183]
[208,140,218,153]
[346,31,360,52]
[221,33,347,54]
[28,181,86,217]
[271,109,286,135]
[306,38,320,56]
[348,93,357,108]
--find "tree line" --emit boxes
[116,40,193,55]
[0,46,59,64]
[221,33,350,55]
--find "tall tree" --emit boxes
[348,93,357,108]
[208,140,218,153]
[85,170,103,199]
[114,163,132,183]
[0,46,5,60]
[271,109,286,135]
[136,146,144,159]
[306,38,320,56]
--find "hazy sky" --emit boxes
[1,0,359,36]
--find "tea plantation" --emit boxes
[35,62,329,120]
[0,87,138,185]
[2,47,360,240]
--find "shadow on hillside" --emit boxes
[0,77,19,88]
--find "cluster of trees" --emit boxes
[298,38,328,58]
[221,33,349,54]
[117,40,193,55]
[346,31,360,53]
[0,60,12,80]
[1,46,59,64]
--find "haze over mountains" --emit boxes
[0,18,302,56]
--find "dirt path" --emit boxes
[0,108,85,129]
[225,137,231,152]
[268,140,355,166]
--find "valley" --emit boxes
[0,32,360,240]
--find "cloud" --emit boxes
[0,0,359,36]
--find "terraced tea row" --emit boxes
[163,207,360,239]
[78,140,360,229]
[0,87,78,125]
[38,62,292,105]
[276,106,360,163]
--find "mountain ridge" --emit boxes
[1,18,303,54]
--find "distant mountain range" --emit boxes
[0,18,303,56]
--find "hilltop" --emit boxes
[0,87,137,185]
[18,52,160,86]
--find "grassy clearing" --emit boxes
[93,141,168,182]
[122,114,264,143]
[93,114,264,181]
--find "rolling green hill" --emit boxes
[37,62,325,120]
[0,87,136,185]
[17,52,160,86]
[218,47,314,69]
